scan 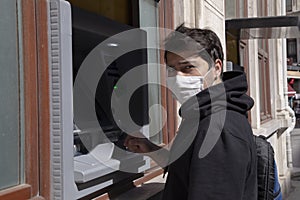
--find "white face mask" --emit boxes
[167,75,204,104]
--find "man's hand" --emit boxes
[124,132,170,168]
[124,132,159,154]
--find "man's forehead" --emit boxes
[167,53,205,65]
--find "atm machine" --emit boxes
[48,0,150,199]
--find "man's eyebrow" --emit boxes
[178,60,190,64]
[178,55,199,64]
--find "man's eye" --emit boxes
[184,65,195,69]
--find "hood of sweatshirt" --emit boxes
[179,71,254,120]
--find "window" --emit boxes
[239,41,252,122]
[139,0,163,144]
[0,0,24,190]
[257,0,271,122]
[239,42,250,91]
[140,0,177,145]
[0,0,51,199]
[68,0,138,26]
[258,52,271,121]
[287,38,297,63]
[225,0,247,18]
[286,0,293,12]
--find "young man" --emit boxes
[124,24,257,200]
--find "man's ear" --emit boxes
[214,59,223,78]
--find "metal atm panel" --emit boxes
[48,1,150,199]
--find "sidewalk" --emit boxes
[285,168,300,200]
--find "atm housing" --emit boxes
[71,5,150,190]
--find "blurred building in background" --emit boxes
[0,0,298,199]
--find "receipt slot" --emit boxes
[48,1,150,199]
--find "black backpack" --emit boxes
[254,133,283,200]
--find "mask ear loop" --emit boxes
[191,67,204,91]
[197,57,216,88]
[204,67,214,88]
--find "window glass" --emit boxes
[68,0,134,25]
[139,0,162,144]
[287,39,297,62]
[0,0,24,190]
[286,0,292,12]
[239,0,245,17]
[225,0,236,18]
[259,56,265,114]
[225,0,247,18]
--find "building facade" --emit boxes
[286,0,300,63]
[286,0,300,182]
[0,0,295,199]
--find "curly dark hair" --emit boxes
[164,24,224,74]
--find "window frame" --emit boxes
[258,48,272,122]
[239,40,252,122]
[257,0,272,123]
[0,0,51,199]
[158,0,176,144]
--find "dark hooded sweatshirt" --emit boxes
[162,71,257,200]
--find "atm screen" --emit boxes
[72,6,149,149]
